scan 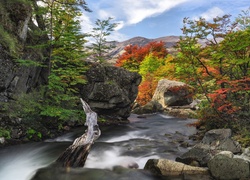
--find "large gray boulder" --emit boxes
[208,151,250,180]
[81,64,141,120]
[176,129,242,166]
[151,79,194,108]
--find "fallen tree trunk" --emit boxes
[56,98,101,168]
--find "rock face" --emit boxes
[144,159,210,178]
[176,129,242,166]
[151,79,194,108]
[81,64,141,120]
[0,1,49,102]
[208,151,250,180]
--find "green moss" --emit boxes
[0,25,18,56]
[0,128,10,139]
[26,128,42,140]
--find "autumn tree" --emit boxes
[115,41,168,72]
[176,9,250,139]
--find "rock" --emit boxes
[190,99,201,110]
[144,159,209,177]
[164,107,196,119]
[132,101,163,114]
[208,151,250,180]
[201,129,232,145]
[31,166,160,180]
[0,137,5,144]
[201,129,241,153]
[176,143,213,167]
[81,64,141,120]
[151,79,194,108]
[0,1,49,102]
[176,129,242,166]
[10,128,23,139]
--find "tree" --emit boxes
[115,41,168,72]
[139,53,165,80]
[89,17,118,62]
[176,10,250,137]
[39,0,89,121]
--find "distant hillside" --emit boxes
[106,36,180,64]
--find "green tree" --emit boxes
[139,53,165,80]
[39,0,89,121]
[89,17,118,62]
[176,10,250,138]
[6,0,91,122]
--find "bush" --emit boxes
[0,127,10,139]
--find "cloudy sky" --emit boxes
[81,0,249,41]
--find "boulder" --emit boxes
[132,101,164,114]
[151,79,194,108]
[176,129,242,166]
[144,159,209,177]
[208,151,250,180]
[81,64,141,120]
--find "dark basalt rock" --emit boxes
[81,64,141,120]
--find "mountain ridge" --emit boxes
[107,35,180,64]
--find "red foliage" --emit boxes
[115,41,168,71]
[136,75,158,105]
[208,77,250,116]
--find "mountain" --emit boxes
[106,36,180,64]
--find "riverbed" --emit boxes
[0,113,198,180]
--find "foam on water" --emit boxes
[85,146,159,169]
[104,130,152,143]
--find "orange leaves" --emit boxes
[208,77,250,117]
[115,41,168,72]
[136,75,158,105]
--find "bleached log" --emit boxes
[56,98,101,167]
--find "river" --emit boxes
[0,113,198,180]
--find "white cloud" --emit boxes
[114,21,125,31]
[200,7,225,21]
[108,31,128,42]
[117,0,190,25]
[81,0,192,40]
[79,13,93,33]
[90,0,190,27]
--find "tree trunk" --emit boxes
[56,98,101,167]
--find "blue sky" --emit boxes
[81,0,249,41]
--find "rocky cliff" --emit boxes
[0,1,49,102]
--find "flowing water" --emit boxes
[0,113,198,180]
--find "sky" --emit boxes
[80,0,249,42]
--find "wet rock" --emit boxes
[132,101,163,114]
[0,137,5,144]
[31,166,160,180]
[208,151,250,180]
[144,159,209,177]
[11,128,23,139]
[176,129,242,166]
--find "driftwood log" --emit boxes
[56,98,101,167]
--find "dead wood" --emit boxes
[56,98,101,167]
